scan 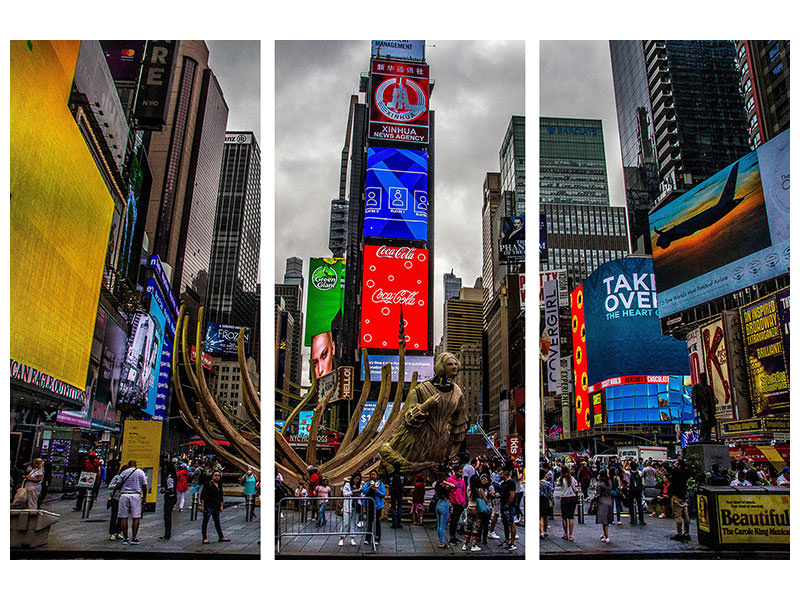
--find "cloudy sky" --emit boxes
[207,40,261,141]
[275,40,525,348]
[540,40,625,206]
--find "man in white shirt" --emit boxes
[116,460,148,544]
[730,471,752,487]
[776,467,789,487]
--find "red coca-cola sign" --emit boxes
[360,245,428,351]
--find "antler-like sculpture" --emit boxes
[275,336,465,492]
[173,306,260,477]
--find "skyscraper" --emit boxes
[610,40,750,252]
[539,117,629,290]
[206,131,261,329]
[283,257,304,289]
[443,270,462,302]
[143,41,229,300]
[736,40,790,148]
[328,198,349,257]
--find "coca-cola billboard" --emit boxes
[360,245,429,351]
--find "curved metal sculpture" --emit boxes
[173,306,260,477]
[275,340,466,491]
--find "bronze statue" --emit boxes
[378,352,467,477]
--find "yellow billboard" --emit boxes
[10,40,114,388]
[119,420,163,505]
[717,493,790,545]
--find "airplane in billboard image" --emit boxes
[653,161,754,249]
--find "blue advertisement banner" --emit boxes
[149,254,179,318]
[147,279,175,339]
[650,130,789,316]
[364,147,428,241]
[358,401,398,434]
[205,322,251,355]
[583,256,689,386]
[154,336,171,421]
[360,354,434,382]
[145,295,167,417]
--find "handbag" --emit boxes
[587,496,598,515]
[476,497,491,515]
[12,482,29,508]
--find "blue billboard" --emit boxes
[364,147,428,240]
[650,129,789,316]
[358,401,400,434]
[360,354,434,382]
[582,256,689,386]
[205,322,251,355]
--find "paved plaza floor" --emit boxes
[11,486,260,559]
[276,509,525,559]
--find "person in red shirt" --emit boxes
[175,463,190,511]
[307,465,321,522]
[74,452,101,511]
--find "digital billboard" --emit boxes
[92,313,126,430]
[360,245,429,351]
[741,291,790,416]
[364,147,428,240]
[590,375,694,425]
[650,129,789,317]
[360,355,435,382]
[371,40,425,61]
[499,216,525,264]
[118,313,161,409]
[205,322,251,355]
[305,258,346,345]
[369,59,429,144]
[11,40,115,389]
[543,278,560,394]
[571,285,590,432]
[144,295,167,417]
[100,40,146,81]
[358,401,398,434]
[581,257,689,386]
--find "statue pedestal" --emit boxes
[683,442,731,474]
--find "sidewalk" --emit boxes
[276,510,525,559]
[541,498,788,559]
[11,486,260,559]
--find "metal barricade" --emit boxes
[190,492,200,521]
[577,490,585,524]
[276,496,377,554]
[244,494,256,522]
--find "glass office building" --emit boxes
[206,132,261,330]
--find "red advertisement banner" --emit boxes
[571,285,590,431]
[369,59,429,144]
[360,245,429,351]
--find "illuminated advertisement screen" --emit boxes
[650,129,789,317]
[590,375,694,425]
[369,59,429,144]
[364,147,428,240]
[11,40,115,389]
[205,322,251,355]
[571,285,590,431]
[145,295,167,417]
[100,40,146,81]
[741,292,789,416]
[499,216,525,263]
[360,355,435,382]
[360,245,429,351]
[582,257,689,386]
[305,258,346,346]
[358,401,398,434]
[92,314,126,430]
[298,411,314,438]
[118,313,161,409]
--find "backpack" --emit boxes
[630,471,643,493]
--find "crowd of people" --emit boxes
[275,454,525,553]
[12,450,260,548]
[539,454,789,546]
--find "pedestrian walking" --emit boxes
[499,469,517,550]
[74,452,101,511]
[577,461,592,499]
[201,470,230,544]
[315,477,331,527]
[446,467,466,544]
[160,462,177,540]
[434,476,453,548]
[609,467,623,524]
[628,462,646,526]
[558,466,579,541]
[176,463,190,511]
[106,466,125,540]
[410,473,426,526]
[116,460,148,545]
[539,468,553,539]
[462,474,484,552]
[361,470,385,545]
[595,470,614,544]
[388,471,405,529]
[668,459,691,541]
[339,472,362,546]
[37,458,52,509]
